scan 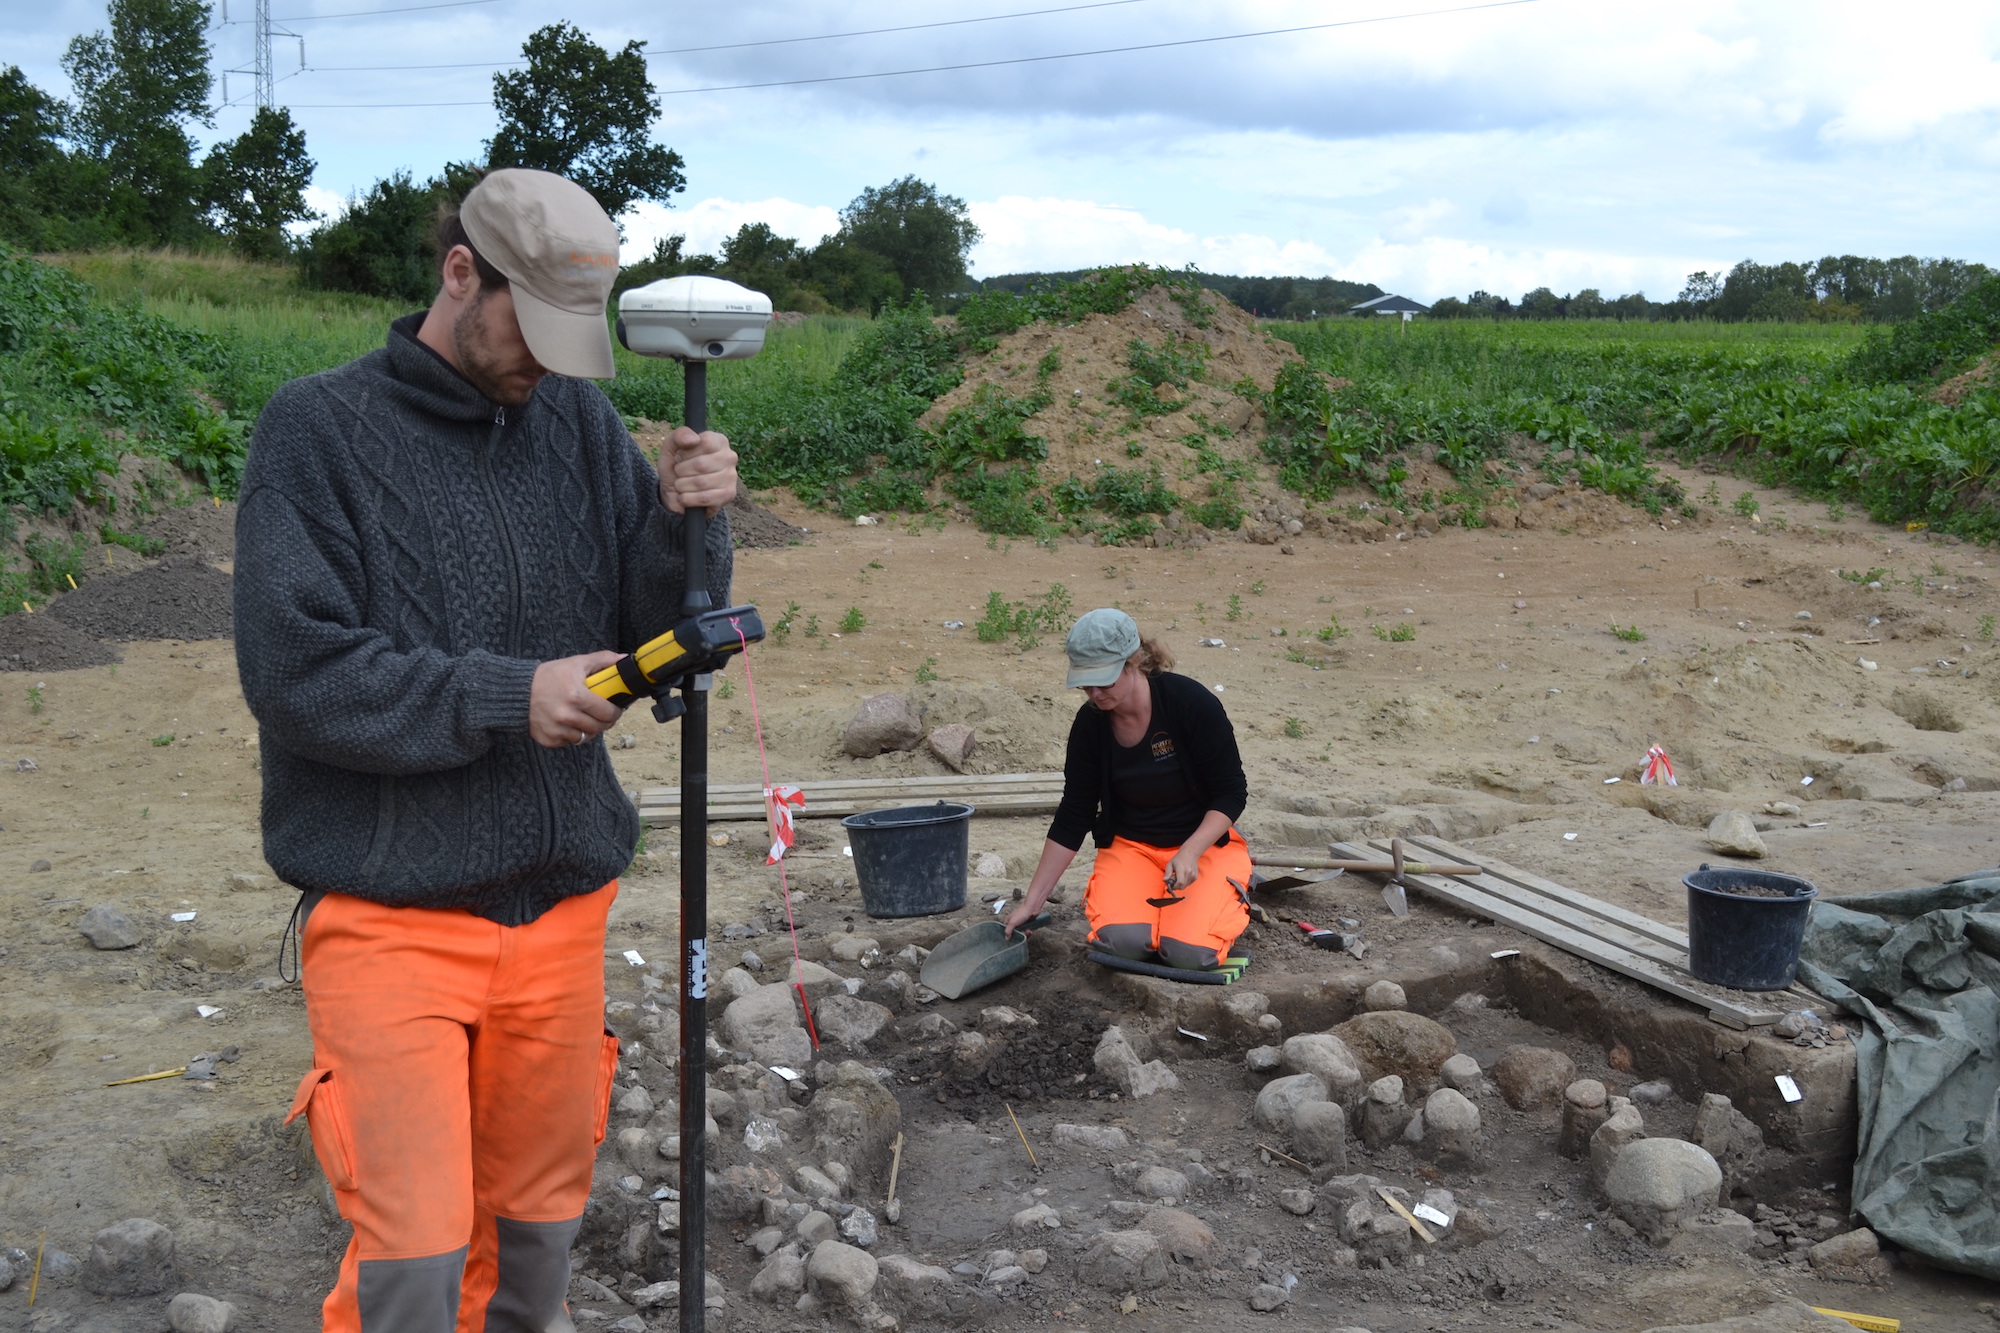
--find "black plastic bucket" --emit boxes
[1683,863,1819,990]
[843,801,974,918]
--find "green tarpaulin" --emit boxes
[1798,869,2000,1280]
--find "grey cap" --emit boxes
[1065,608,1140,688]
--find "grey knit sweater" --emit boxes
[234,312,731,926]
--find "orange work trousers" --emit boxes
[1084,832,1251,970]
[285,883,621,1333]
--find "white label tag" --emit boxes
[622,949,646,966]
[1776,1074,1802,1103]
[688,938,708,999]
[1412,1204,1452,1227]
[768,1066,801,1081]
[1491,949,1521,959]
[171,911,197,922]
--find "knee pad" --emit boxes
[1092,923,1154,960]
[1158,936,1222,971]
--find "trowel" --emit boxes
[920,913,1051,1001]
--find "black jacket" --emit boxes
[234,313,731,925]
[1047,671,1247,851]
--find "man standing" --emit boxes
[234,168,736,1332]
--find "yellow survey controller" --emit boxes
[586,605,765,708]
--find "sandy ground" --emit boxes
[2,462,1998,1331]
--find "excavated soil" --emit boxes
[4,459,2000,1332]
[921,284,1306,507]
[46,557,235,642]
[0,611,122,671]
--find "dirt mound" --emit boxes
[0,612,122,671]
[1931,351,1996,405]
[920,284,1305,507]
[728,490,807,549]
[47,557,233,641]
[127,497,238,563]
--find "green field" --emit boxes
[3,246,1996,596]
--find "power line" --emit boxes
[652,0,1548,95]
[281,0,1548,108]
[300,0,1156,72]
[275,0,501,20]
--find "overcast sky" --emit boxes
[8,0,1999,301]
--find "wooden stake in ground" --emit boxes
[1376,1187,1437,1243]
[105,1067,186,1086]
[1004,1103,1038,1170]
[885,1132,905,1208]
[28,1235,44,1306]
[1256,1142,1311,1173]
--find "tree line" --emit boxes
[1429,255,1991,323]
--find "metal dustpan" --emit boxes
[920,913,1050,1000]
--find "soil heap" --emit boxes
[47,556,234,641]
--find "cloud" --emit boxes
[619,196,841,263]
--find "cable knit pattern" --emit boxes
[234,313,731,925]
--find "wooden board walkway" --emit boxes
[1325,834,1822,1030]
[638,772,1065,826]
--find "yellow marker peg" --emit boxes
[1812,1309,1899,1333]
[66,574,76,589]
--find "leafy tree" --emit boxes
[1517,286,1563,319]
[202,106,315,259]
[0,66,76,248]
[61,0,213,244]
[298,170,441,303]
[832,176,979,300]
[487,22,685,219]
[1567,288,1607,319]
[802,234,904,313]
[1678,271,1721,307]
[613,233,718,295]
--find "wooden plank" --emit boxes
[1391,835,1827,1015]
[638,772,1065,825]
[1326,841,1786,1028]
[1400,835,1691,952]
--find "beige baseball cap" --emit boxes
[459,169,620,379]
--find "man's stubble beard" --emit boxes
[453,290,542,407]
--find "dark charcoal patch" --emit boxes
[47,557,233,642]
[891,992,1116,1117]
[0,611,122,671]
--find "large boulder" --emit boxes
[1490,1045,1576,1110]
[1602,1138,1723,1244]
[77,904,142,950]
[1291,1101,1348,1168]
[927,724,976,772]
[83,1219,176,1296]
[1135,1207,1216,1268]
[842,694,924,757]
[807,1240,879,1307]
[1692,1093,1765,1197]
[1253,1073,1328,1131]
[1095,1026,1179,1098]
[719,984,812,1069]
[1078,1230,1168,1289]
[809,1062,903,1186]
[1419,1087,1482,1166]
[812,994,893,1049]
[1590,1104,1647,1192]
[1279,1033,1365,1107]
[1331,1011,1455,1088]
[1706,810,1768,859]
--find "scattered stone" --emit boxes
[1490,1045,1576,1110]
[1290,1100,1348,1168]
[1439,1053,1482,1093]
[1332,1010,1456,1088]
[1219,989,1272,1043]
[739,949,765,972]
[1095,1025,1179,1098]
[1278,1188,1315,1216]
[927,723,977,772]
[813,994,893,1049]
[1420,1087,1482,1164]
[875,1254,955,1313]
[1631,1080,1675,1105]
[838,1207,879,1248]
[1427,945,1462,969]
[1362,980,1407,1011]
[1339,1197,1414,1267]
[951,1029,994,1074]
[1707,810,1769,859]
[607,1317,647,1333]
[1419,1188,1460,1230]
[979,1004,1037,1032]
[1245,1044,1282,1074]
[1359,1076,1413,1149]
[796,1165,841,1200]
[1560,1079,1611,1158]
[1249,1283,1291,1311]
[1019,1248,1048,1274]
[1079,1230,1168,1290]
[1692,1093,1766,1196]
[631,1280,680,1309]
[806,1239,879,1306]
[748,1227,788,1258]
[751,1246,807,1303]
[1590,1104,1647,1192]
[1279,1033,1365,1106]
[1253,1072,1329,1131]
[77,904,142,950]
[571,1274,623,1303]
[0,1254,11,1291]
[167,1293,237,1333]
[1137,1206,1216,1268]
[798,1211,838,1246]
[841,694,924,757]
[717,967,762,1004]
[1603,1138,1724,1244]
[720,984,813,1070]
[1012,1203,1062,1232]
[615,1084,654,1117]
[985,1264,1028,1290]
[1135,1165,1189,1200]
[1052,1123,1128,1152]
[82,1218,176,1296]
[972,851,1008,880]
[1668,1209,1758,1256]
[894,944,928,969]
[1808,1227,1880,1272]
[829,935,880,963]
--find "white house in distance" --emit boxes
[1350,293,1430,317]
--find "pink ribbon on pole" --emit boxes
[1640,745,1677,786]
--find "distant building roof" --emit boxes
[1350,293,1430,315]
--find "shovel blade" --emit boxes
[1382,882,1409,918]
